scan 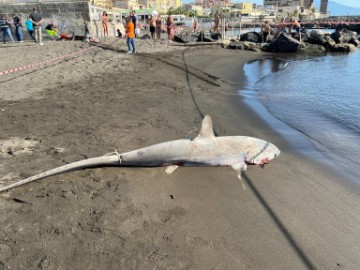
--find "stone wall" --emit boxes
[0,1,91,38]
[0,1,125,39]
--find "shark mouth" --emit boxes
[246,157,270,166]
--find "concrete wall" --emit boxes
[0,1,125,39]
[0,1,91,39]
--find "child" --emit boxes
[117,29,122,39]
[45,23,59,40]
[25,16,35,41]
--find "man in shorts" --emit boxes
[148,15,155,39]
[293,20,301,42]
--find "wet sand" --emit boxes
[1,39,360,269]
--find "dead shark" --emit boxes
[0,115,280,193]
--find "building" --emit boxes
[299,0,313,9]
[195,0,231,10]
[91,0,113,8]
[320,0,328,13]
[151,0,182,12]
[264,0,298,7]
[97,0,181,11]
[234,2,253,15]
[112,0,138,9]
[264,0,315,8]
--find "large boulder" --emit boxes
[267,33,302,52]
[242,41,260,52]
[140,34,151,40]
[299,44,326,54]
[331,29,359,46]
[328,43,357,52]
[210,32,221,41]
[304,30,336,48]
[227,40,244,50]
[197,31,220,42]
[173,31,199,43]
[227,40,261,52]
[240,31,262,43]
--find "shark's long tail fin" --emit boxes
[0,154,121,193]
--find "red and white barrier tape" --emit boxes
[0,45,96,76]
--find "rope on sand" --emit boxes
[0,46,96,76]
[0,39,118,76]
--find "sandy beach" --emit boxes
[1,39,360,269]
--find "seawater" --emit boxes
[243,51,360,181]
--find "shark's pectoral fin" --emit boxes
[230,160,247,191]
[234,169,246,191]
[165,165,179,174]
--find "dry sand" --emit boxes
[0,39,360,270]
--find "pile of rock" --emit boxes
[171,28,359,54]
[228,28,359,53]
[173,31,222,43]
[311,16,360,34]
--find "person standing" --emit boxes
[213,11,220,32]
[155,15,162,40]
[130,11,137,37]
[193,18,198,32]
[25,16,35,41]
[275,17,286,39]
[29,7,44,45]
[12,14,24,42]
[101,11,108,37]
[125,17,136,54]
[166,15,174,42]
[0,15,15,44]
[293,19,301,42]
[261,21,270,43]
[148,15,155,39]
[135,22,141,37]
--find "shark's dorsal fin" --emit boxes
[194,115,215,141]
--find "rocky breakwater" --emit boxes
[227,28,359,54]
[311,16,360,34]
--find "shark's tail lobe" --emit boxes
[0,154,121,193]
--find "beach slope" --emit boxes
[0,40,360,269]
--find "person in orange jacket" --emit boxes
[125,17,136,54]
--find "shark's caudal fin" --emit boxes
[194,115,215,141]
[0,154,120,193]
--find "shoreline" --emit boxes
[242,56,360,187]
[1,42,360,269]
[183,49,360,189]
